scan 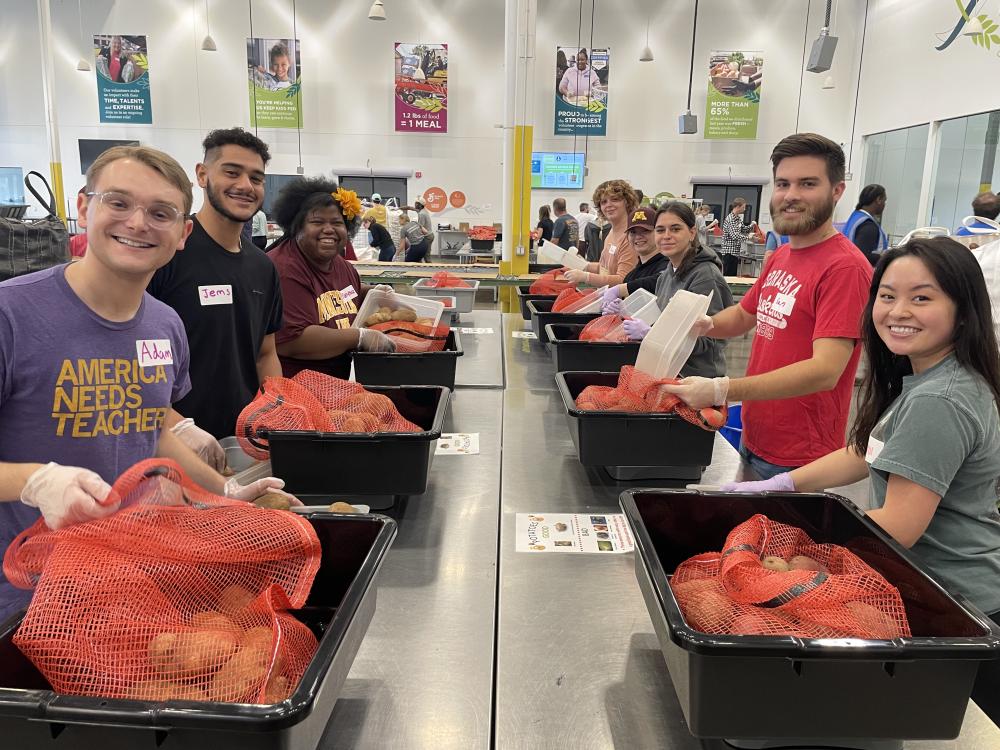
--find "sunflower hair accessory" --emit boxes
[331,187,362,220]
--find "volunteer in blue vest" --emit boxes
[763,228,788,266]
[843,184,889,266]
[955,191,1000,236]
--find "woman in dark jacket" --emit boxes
[536,205,554,243]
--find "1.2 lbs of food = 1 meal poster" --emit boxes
[516,513,635,554]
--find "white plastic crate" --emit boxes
[411,278,480,313]
[352,289,444,330]
[635,289,713,380]
[620,288,660,326]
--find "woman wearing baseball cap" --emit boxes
[600,206,670,304]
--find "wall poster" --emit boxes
[554,46,609,136]
[94,35,151,124]
[247,38,302,128]
[394,43,448,132]
[705,50,763,140]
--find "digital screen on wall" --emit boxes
[0,167,25,204]
[531,152,585,190]
[78,139,140,175]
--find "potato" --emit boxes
[328,501,358,513]
[730,612,770,636]
[325,409,353,428]
[128,678,178,701]
[171,682,209,701]
[845,601,900,639]
[264,674,292,703]
[789,555,829,573]
[377,306,393,316]
[344,391,395,415]
[390,308,417,322]
[173,630,239,678]
[190,611,237,632]
[680,590,734,632]
[254,492,291,510]
[364,312,390,326]
[761,555,790,572]
[209,646,269,702]
[342,414,379,433]
[218,585,255,614]
[148,632,177,674]
[416,317,434,326]
[243,626,286,673]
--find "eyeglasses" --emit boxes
[85,191,184,230]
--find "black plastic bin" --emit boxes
[516,286,556,321]
[0,513,397,750]
[528,262,561,274]
[621,488,1000,742]
[526,298,600,343]
[353,330,463,390]
[545,323,640,372]
[268,385,448,497]
[556,371,715,480]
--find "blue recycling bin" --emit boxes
[719,403,742,450]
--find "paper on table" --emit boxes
[515,513,635,554]
[459,327,495,334]
[512,330,537,339]
[436,433,480,455]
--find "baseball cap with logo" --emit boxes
[627,206,655,232]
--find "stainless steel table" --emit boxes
[321,388,501,749]
[454,311,505,389]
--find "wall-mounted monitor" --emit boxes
[78,139,141,175]
[0,167,24,204]
[531,151,585,190]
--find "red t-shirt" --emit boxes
[267,239,364,379]
[68,234,88,258]
[739,232,873,466]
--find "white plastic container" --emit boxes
[537,239,589,271]
[411,278,480,313]
[619,288,660,326]
[634,289,713,380]
[352,289,445,330]
[563,285,609,314]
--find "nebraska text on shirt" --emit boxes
[762,269,802,297]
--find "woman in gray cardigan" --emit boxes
[623,202,734,378]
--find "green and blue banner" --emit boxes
[705,50,763,140]
[554,46,609,136]
[93,35,151,124]
[247,37,302,128]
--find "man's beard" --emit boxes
[771,194,835,236]
[205,178,260,223]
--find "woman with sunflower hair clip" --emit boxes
[267,177,396,378]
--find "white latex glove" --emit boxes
[659,375,730,409]
[170,418,226,472]
[223,476,303,507]
[372,284,394,294]
[622,318,651,341]
[21,463,120,530]
[601,287,622,315]
[358,328,396,353]
[721,473,796,493]
[562,269,589,285]
[691,314,714,338]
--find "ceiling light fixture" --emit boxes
[822,75,835,89]
[639,15,653,62]
[201,0,217,51]
[369,0,386,21]
[806,0,839,73]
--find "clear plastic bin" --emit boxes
[619,288,660,326]
[352,289,444,330]
[634,289,712,380]
[537,239,589,270]
[411,278,480,314]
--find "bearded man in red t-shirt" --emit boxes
[664,133,873,479]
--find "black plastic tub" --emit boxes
[516,286,556,321]
[528,262,561,274]
[526,299,600,343]
[0,513,397,750]
[545,323,640,373]
[556,372,715,477]
[353,330,463,390]
[621,488,1000,742]
[268,385,448,497]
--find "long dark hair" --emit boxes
[856,183,885,211]
[849,237,1000,453]
[656,202,702,279]
[538,204,551,221]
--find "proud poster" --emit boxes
[247,38,302,128]
[93,35,151,124]
[705,51,763,140]
[554,46,609,136]
[394,43,448,133]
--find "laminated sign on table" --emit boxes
[436,433,480,455]
[516,513,635,554]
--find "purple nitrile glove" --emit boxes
[720,473,795,493]
[602,287,622,315]
[622,318,651,341]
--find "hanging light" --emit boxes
[76,0,90,70]
[201,0,217,50]
[639,16,653,62]
[822,75,835,89]
[368,0,386,21]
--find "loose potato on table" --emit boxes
[328,501,358,513]
[254,492,292,511]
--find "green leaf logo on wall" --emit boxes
[935,1,1000,54]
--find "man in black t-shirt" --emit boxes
[148,128,283,451]
[551,197,579,250]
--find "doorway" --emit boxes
[338,176,408,208]
[692,184,763,225]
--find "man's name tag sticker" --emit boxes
[198,284,233,305]
[137,339,174,367]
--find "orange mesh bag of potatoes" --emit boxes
[575,365,727,431]
[369,319,451,353]
[670,514,912,640]
[2,459,322,704]
[425,271,472,288]
[551,287,590,312]
[579,314,629,343]
[529,269,575,295]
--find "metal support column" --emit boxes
[36,0,67,221]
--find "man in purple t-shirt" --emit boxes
[0,146,292,622]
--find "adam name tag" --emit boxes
[199,284,233,305]
[137,339,174,367]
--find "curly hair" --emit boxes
[202,127,271,166]
[269,42,290,67]
[592,179,638,219]
[271,177,360,239]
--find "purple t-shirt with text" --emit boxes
[0,265,191,621]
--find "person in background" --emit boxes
[763,227,789,266]
[562,179,638,287]
[251,208,268,249]
[536,205,554,244]
[555,49,569,89]
[558,48,599,99]
[843,183,889,265]
[362,193,388,226]
[398,211,430,262]
[575,202,596,256]
[610,203,732,378]
[721,237,1000,725]
[267,178,395,379]
[663,133,873,480]
[366,216,396,262]
[413,198,435,256]
[635,189,645,206]
[148,128,283,454]
[720,197,755,277]
[0,146,291,622]
[599,206,669,299]
[695,204,718,247]
[550,198,579,251]
[955,191,1000,235]
[583,215,606,263]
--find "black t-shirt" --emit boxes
[624,252,671,294]
[148,216,284,438]
[536,217,553,242]
[552,214,579,249]
[854,220,881,264]
[369,221,395,253]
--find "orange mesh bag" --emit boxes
[575,365,727,430]
[579,314,628,343]
[551,287,586,312]
[370,320,451,353]
[529,269,576,295]
[670,514,912,639]
[2,459,322,703]
[425,271,472,288]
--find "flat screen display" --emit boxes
[530,152,584,190]
[78,139,141,175]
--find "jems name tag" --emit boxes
[865,435,885,465]
[198,284,233,305]
[340,285,358,302]
[137,339,174,367]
